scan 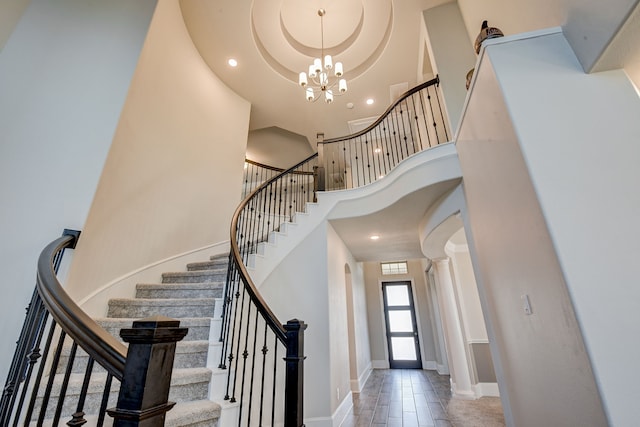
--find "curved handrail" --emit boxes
[230,153,319,341]
[323,76,441,144]
[37,235,127,380]
[221,78,448,424]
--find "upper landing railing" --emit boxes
[220,77,449,426]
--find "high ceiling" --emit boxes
[180,0,448,149]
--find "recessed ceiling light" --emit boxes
[370,235,380,240]
[366,98,374,105]
[346,102,354,109]
[228,58,238,67]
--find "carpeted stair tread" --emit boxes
[162,270,226,284]
[136,282,224,299]
[107,297,216,318]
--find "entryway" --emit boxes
[382,281,422,369]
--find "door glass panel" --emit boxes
[385,285,409,306]
[388,310,413,332]
[391,337,417,360]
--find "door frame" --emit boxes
[381,280,423,369]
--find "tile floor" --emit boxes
[340,369,505,427]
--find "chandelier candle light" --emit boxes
[298,9,348,103]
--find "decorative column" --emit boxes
[432,258,474,398]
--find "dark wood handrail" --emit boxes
[322,76,440,144]
[230,153,319,343]
[36,235,127,380]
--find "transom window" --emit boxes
[381,261,408,275]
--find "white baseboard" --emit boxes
[350,362,372,392]
[451,382,475,400]
[371,360,389,369]
[423,361,437,370]
[473,382,500,397]
[436,363,449,375]
[303,391,353,427]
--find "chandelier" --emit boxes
[298,9,348,103]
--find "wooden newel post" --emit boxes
[108,316,188,427]
[284,319,307,427]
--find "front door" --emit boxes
[382,281,422,369]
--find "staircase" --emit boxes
[45,254,230,426]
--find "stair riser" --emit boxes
[136,288,223,299]
[33,378,210,421]
[107,304,215,319]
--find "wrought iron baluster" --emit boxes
[67,356,94,427]
[95,373,113,427]
[38,328,66,425]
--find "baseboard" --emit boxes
[350,362,372,392]
[473,382,500,397]
[436,363,449,375]
[303,392,353,427]
[451,382,475,400]
[371,360,389,369]
[422,360,437,370]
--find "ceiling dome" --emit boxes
[251,0,393,82]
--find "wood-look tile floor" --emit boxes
[340,369,506,427]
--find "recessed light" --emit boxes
[370,235,380,240]
[228,58,238,67]
[366,98,374,105]
[346,102,354,109]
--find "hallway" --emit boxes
[341,370,505,427]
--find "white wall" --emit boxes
[259,224,332,424]
[247,127,315,169]
[423,2,477,132]
[0,0,156,382]
[457,0,639,72]
[484,30,640,427]
[326,225,371,401]
[64,0,251,307]
[456,30,609,426]
[0,0,30,51]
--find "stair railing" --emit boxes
[316,76,448,191]
[222,78,448,426]
[242,159,286,199]
[1,230,187,426]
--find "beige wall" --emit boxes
[0,0,156,382]
[65,0,250,305]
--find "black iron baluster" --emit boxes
[258,322,269,426]
[237,302,252,425]
[224,273,243,401]
[229,286,248,403]
[271,336,278,427]
[67,356,94,426]
[434,80,449,142]
[418,89,431,147]
[246,309,261,427]
[410,92,425,150]
[52,340,78,425]
[23,316,56,426]
[38,328,66,425]
[95,373,113,427]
